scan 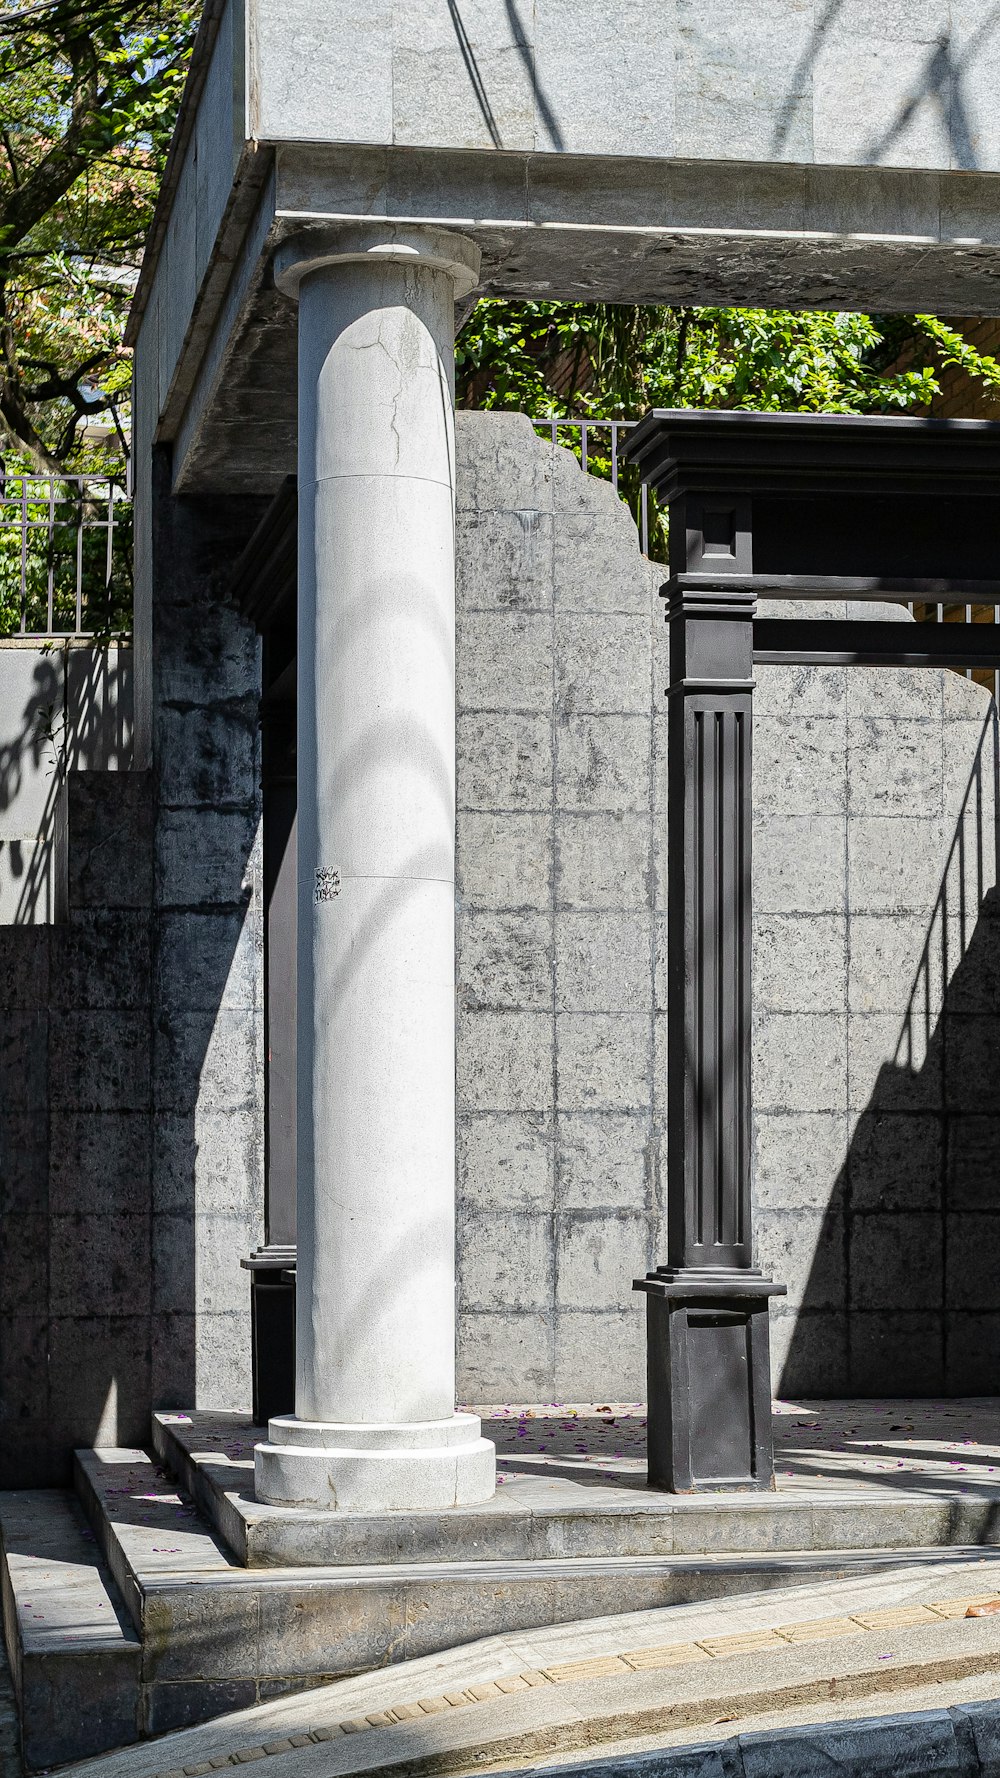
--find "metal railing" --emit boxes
[0,471,132,638]
[911,600,1000,705]
[532,418,651,555]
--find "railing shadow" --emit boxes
[778,700,1000,1397]
[0,642,133,925]
[0,653,64,926]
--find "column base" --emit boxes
[254,1413,496,1512]
[634,1270,785,1494]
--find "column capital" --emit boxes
[273,223,481,301]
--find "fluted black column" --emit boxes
[635,577,783,1492]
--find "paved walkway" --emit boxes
[60,1556,1000,1778]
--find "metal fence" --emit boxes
[0,471,132,638]
[532,418,652,555]
[910,599,1000,704]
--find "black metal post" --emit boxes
[635,577,783,1491]
[619,406,1000,1491]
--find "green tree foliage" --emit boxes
[457,302,1000,420]
[0,0,197,473]
[457,303,1000,558]
[457,305,932,417]
[0,0,195,633]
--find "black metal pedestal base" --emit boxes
[635,1270,784,1493]
[242,1247,297,1426]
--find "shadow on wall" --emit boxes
[0,461,264,1487]
[781,706,1000,1397]
[142,469,265,1450]
[0,643,133,925]
[770,0,1000,169]
[0,653,64,925]
[445,0,565,151]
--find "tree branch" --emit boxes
[0,25,102,255]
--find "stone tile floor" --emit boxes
[473,1400,1000,1497]
[186,1400,1000,1499]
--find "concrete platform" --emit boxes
[9,1400,1000,1767]
[154,1400,1000,1569]
[52,1558,1000,1778]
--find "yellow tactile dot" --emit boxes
[465,1682,502,1702]
[542,1655,631,1682]
[775,1617,867,1644]
[416,1696,450,1714]
[388,1703,424,1721]
[623,1643,712,1669]
[697,1630,783,1656]
[495,1674,533,1693]
[850,1606,938,1630]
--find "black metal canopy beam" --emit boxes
[753,620,1000,669]
[672,572,1000,603]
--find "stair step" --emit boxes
[73,1446,232,1635]
[0,1488,140,1770]
[68,1447,1000,1746]
[45,1556,1000,1778]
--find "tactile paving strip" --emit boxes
[151,1592,1000,1778]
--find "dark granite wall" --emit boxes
[0,771,154,1485]
[0,462,265,1487]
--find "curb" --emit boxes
[484,1699,1000,1778]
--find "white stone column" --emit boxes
[254,224,495,1512]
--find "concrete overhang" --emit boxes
[131,0,1000,495]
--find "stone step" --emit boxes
[73,1446,233,1636]
[68,1445,1000,1744]
[0,1487,141,1770]
[155,1408,1000,1571]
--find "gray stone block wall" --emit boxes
[759,658,1000,1398]
[0,769,154,1486]
[454,412,1000,1403]
[251,0,1000,174]
[147,458,265,1418]
[455,413,664,1404]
